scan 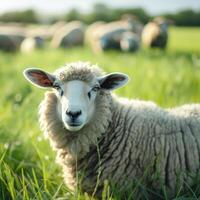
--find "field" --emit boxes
[0,27,200,200]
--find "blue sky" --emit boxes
[0,0,199,15]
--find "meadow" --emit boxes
[0,27,200,200]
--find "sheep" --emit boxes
[23,62,200,199]
[20,36,44,53]
[142,17,169,49]
[86,18,142,53]
[89,21,131,53]
[84,21,106,47]
[121,14,143,35]
[51,21,85,48]
[120,31,140,52]
[0,33,25,52]
[48,21,67,39]
[0,27,25,51]
[0,24,51,52]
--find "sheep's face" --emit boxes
[23,66,129,132]
[55,80,99,131]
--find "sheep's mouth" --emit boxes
[64,122,84,132]
[68,122,82,127]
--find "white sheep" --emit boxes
[142,17,168,49]
[51,21,85,48]
[20,36,44,53]
[0,28,25,51]
[23,62,200,198]
[86,19,142,53]
[48,21,67,38]
[84,21,106,47]
[120,31,140,52]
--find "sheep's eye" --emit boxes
[92,86,100,92]
[53,84,63,96]
[88,86,99,99]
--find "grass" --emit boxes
[0,26,200,199]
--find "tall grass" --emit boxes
[0,27,200,199]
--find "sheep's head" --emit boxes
[23,63,129,132]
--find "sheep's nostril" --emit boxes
[66,110,71,116]
[66,110,82,119]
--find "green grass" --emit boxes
[0,27,200,200]
[169,27,200,52]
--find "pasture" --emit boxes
[0,27,200,199]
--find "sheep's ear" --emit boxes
[98,73,129,91]
[23,68,56,88]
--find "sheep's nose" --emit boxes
[66,110,82,119]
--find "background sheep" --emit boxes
[120,31,140,52]
[86,17,142,53]
[51,21,85,48]
[142,17,169,49]
[84,21,106,47]
[121,14,143,35]
[48,21,67,39]
[0,27,26,51]
[0,34,24,52]
[23,62,200,199]
[20,36,44,53]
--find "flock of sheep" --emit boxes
[0,16,169,53]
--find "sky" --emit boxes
[0,0,200,15]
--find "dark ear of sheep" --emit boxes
[98,73,129,91]
[23,68,56,88]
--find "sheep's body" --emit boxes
[51,21,85,48]
[142,18,168,49]
[86,20,142,53]
[38,63,200,198]
[20,36,44,53]
[120,31,140,52]
[48,21,67,39]
[0,25,48,52]
[0,33,25,51]
[0,27,26,51]
[84,21,106,46]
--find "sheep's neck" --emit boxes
[55,108,114,192]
